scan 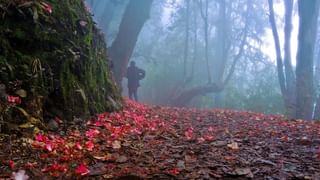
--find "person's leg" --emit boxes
[128,88,133,100]
[134,88,138,101]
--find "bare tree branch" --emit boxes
[223,0,250,86]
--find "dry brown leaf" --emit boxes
[235,167,251,175]
[227,142,239,150]
[93,153,113,161]
[112,140,121,149]
[116,155,128,163]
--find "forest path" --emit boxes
[1,99,320,179]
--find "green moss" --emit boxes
[0,0,122,122]
[13,28,27,39]
[84,18,93,47]
[59,60,89,117]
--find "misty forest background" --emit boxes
[87,0,320,120]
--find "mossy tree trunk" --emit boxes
[0,0,122,126]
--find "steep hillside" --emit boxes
[0,0,122,131]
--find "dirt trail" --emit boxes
[1,99,320,179]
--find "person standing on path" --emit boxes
[126,61,145,101]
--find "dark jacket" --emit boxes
[126,65,145,89]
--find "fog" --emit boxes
[86,0,320,119]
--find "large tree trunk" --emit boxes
[0,0,122,129]
[108,0,153,87]
[213,0,228,107]
[283,0,296,117]
[268,0,286,97]
[268,0,296,118]
[213,0,227,85]
[296,0,320,119]
[314,95,320,119]
[313,40,320,119]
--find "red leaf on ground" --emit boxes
[45,143,53,152]
[7,95,21,104]
[185,127,194,140]
[85,141,94,151]
[208,126,215,132]
[41,163,67,173]
[85,129,100,138]
[8,160,15,169]
[197,137,205,143]
[75,164,90,176]
[35,134,47,142]
[75,142,82,150]
[169,168,179,175]
[203,135,215,141]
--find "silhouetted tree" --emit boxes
[108,0,153,87]
[268,0,296,117]
[296,0,320,119]
[171,0,250,106]
[183,0,190,80]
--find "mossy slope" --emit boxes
[0,0,122,122]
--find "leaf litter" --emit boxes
[1,99,320,179]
